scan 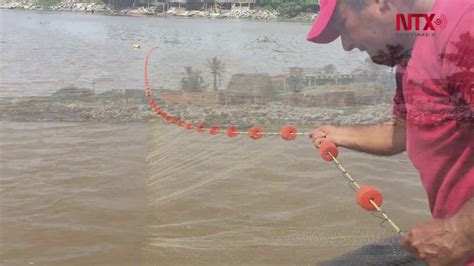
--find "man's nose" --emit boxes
[340,34,356,51]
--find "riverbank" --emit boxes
[0,0,316,21]
[0,87,392,128]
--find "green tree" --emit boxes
[322,64,337,74]
[181,66,207,92]
[259,0,318,18]
[38,0,59,7]
[206,57,226,92]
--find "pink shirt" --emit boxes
[393,1,473,263]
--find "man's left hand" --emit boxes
[401,218,474,266]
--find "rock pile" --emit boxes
[165,7,279,20]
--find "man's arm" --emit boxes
[309,119,406,156]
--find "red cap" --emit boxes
[307,0,340,44]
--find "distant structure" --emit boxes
[154,64,390,107]
[224,73,274,104]
[272,67,356,95]
[151,0,320,12]
[160,90,224,106]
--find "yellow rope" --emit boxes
[328,152,403,235]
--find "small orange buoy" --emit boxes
[356,186,383,211]
[319,142,338,161]
[186,122,193,129]
[249,127,263,140]
[209,125,219,135]
[280,126,297,141]
[177,121,184,127]
[227,127,238,137]
[196,123,205,133]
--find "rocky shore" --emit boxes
[1,88,392,128]
[0,0,314,20]
[0,1,111,13]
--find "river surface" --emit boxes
[0,9,431,265]
[0,9,367,98]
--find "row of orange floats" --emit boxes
[148,97,298,141]
[144,47,399,234]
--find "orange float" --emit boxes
[249,127,263,140]
[227,127,238,137]
[196,123,205,133]
[209,125,219,135]
[177,121,184,127]
[280,126,297,141]
[356,186,383,211]
[186,122,193,129]
[319,142,338,161]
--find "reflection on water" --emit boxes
[0,9,365,98]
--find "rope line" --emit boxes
[144,46,403,236]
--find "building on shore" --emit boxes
[224,73,274,105]
[160,90,224,106]
[153,0,269,12]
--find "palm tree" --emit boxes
[206,57,226,92]
[441,32,474,72]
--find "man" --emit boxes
[307,0,473,265]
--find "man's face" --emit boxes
[331,1,412,66]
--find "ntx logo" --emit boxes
[396,13,448,32]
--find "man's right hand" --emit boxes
[309,125,340,148]
[308,121,407,156]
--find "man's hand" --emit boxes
[308,121,406,156]
[309,125,340,148]
[401,218,474,266]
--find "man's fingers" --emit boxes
[400,231,413,249]
[400,231,423,260]
[312,138,324,148]
[309,131,327,140]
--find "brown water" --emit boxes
[1,9,432,266]
[0,121,432,265]
[1,122,150,265]
[145,124,431,265]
